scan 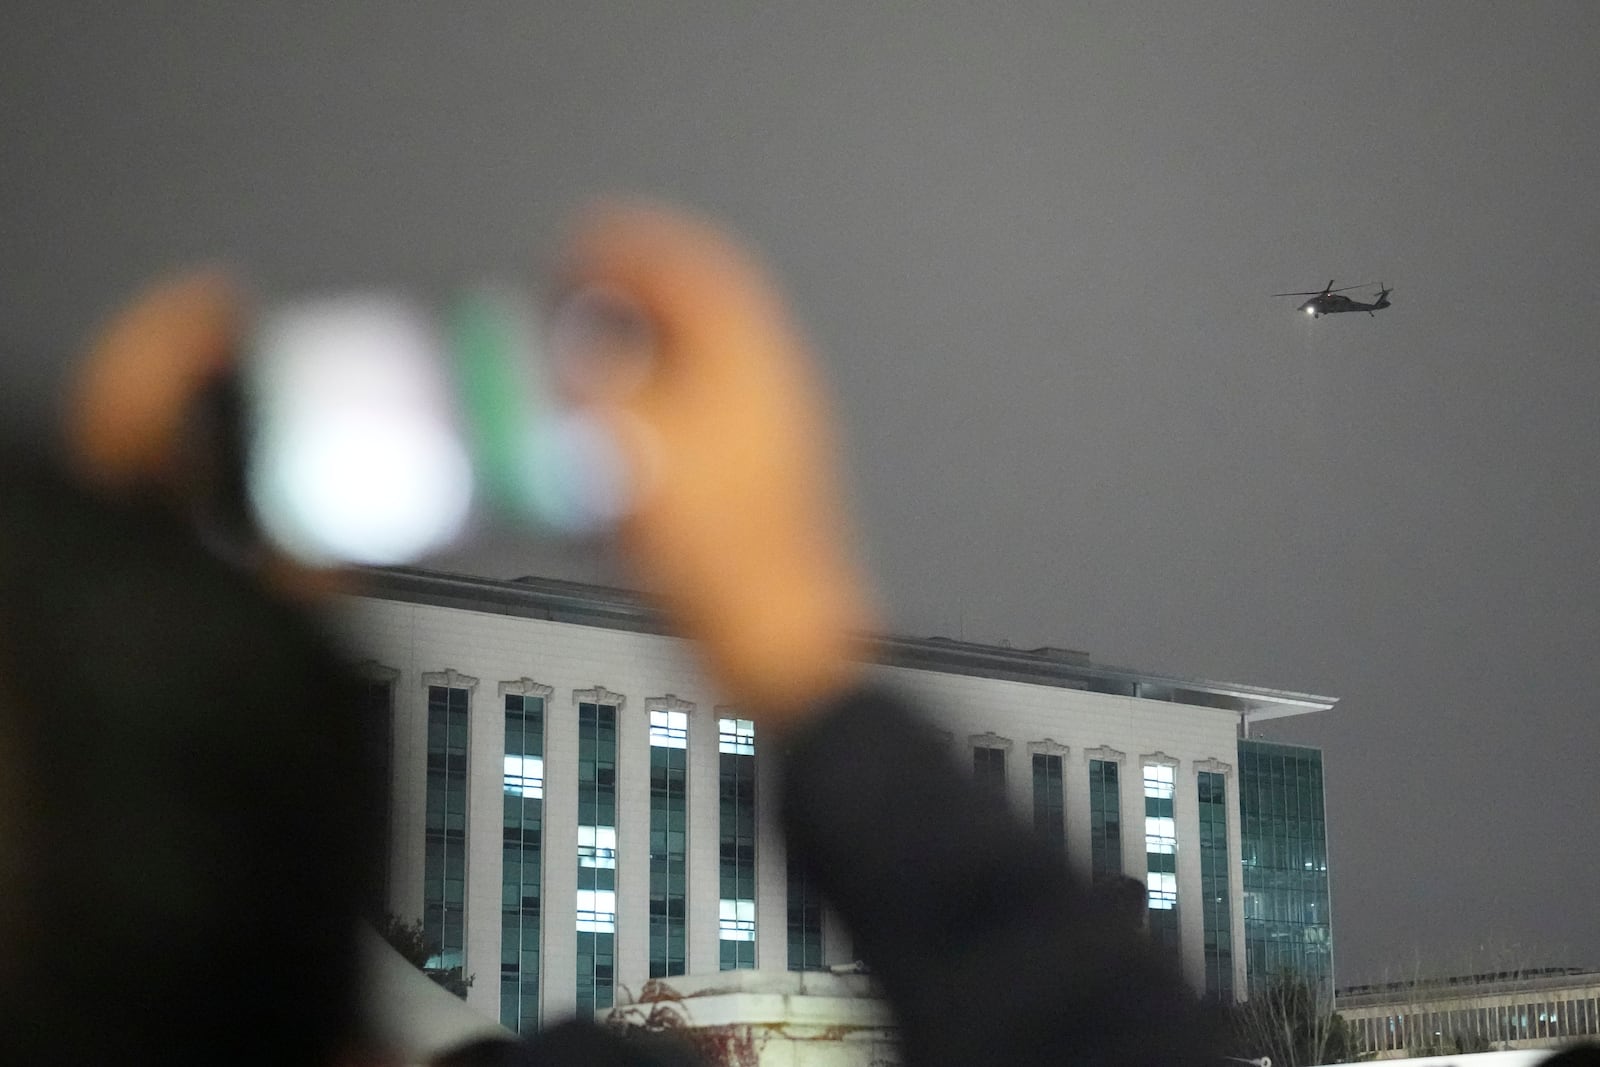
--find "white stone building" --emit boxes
[336,568,1336,1033]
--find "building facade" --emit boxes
[337,568,1337,1032]
[1339,969,1600,1058]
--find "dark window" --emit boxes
[1198,770,1233,1001]
[1031,752,1065,851]
[786,850,824,971]
[424,685,469,986]
[973,746,1006,794]
[1088,759,1122,882]
[358,679,395,905]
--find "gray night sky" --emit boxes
[5,3,1598,985]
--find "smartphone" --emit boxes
[226,287,627,568]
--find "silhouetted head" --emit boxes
[0,452,381,1066]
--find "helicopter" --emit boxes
[1273,280,1392,318]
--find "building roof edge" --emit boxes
[355,567,1336,719]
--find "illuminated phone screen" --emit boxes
[242,289,626,568]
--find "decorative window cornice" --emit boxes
[499,678,554,699]
[645,694,696,714]
[1027,739,1070,758]
[422,669,478,692]
[1194,758,1232,776]
[1084,745,1126,764]
[352,660,399,683]
[969,732,1013,751]
[1140,751,1179,767]
[574,686,626,709]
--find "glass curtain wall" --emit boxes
[1238,739,1332,999]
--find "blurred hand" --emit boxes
[67,269,239,497]
[63,202,878,724]
[65,270,352,601]
[556,202,877,725]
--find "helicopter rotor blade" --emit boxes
[1272,281,1371,297]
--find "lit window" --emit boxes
[719,717,755,755]
[578,824,617,868]
[1147,871,1178,909]
[720,898,757,941]
[503,754,544,798]
[650,709,688,749]
[576,889,617,933]
[1143,760,1180,953]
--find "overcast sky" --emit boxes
[5,2,1598,985]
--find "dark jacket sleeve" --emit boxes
[780,684,1224,1067]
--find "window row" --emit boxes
[420,685,825,1030]
[968,747,1233,876]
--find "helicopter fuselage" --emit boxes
[1299,293,1391,318]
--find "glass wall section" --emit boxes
[576,701,617,1019]
[648,709,688,978]
[1144,762,1179,956]
[718,717,757,969]
[1088,759,1122,882]
[1032,753,1065,850]
[501,694,544,1032]
[1197,770,1233,1000]
[1237,739,1332,999]
[973,746,1006,795]
[787,851,824,971]
[424,686,469,985]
